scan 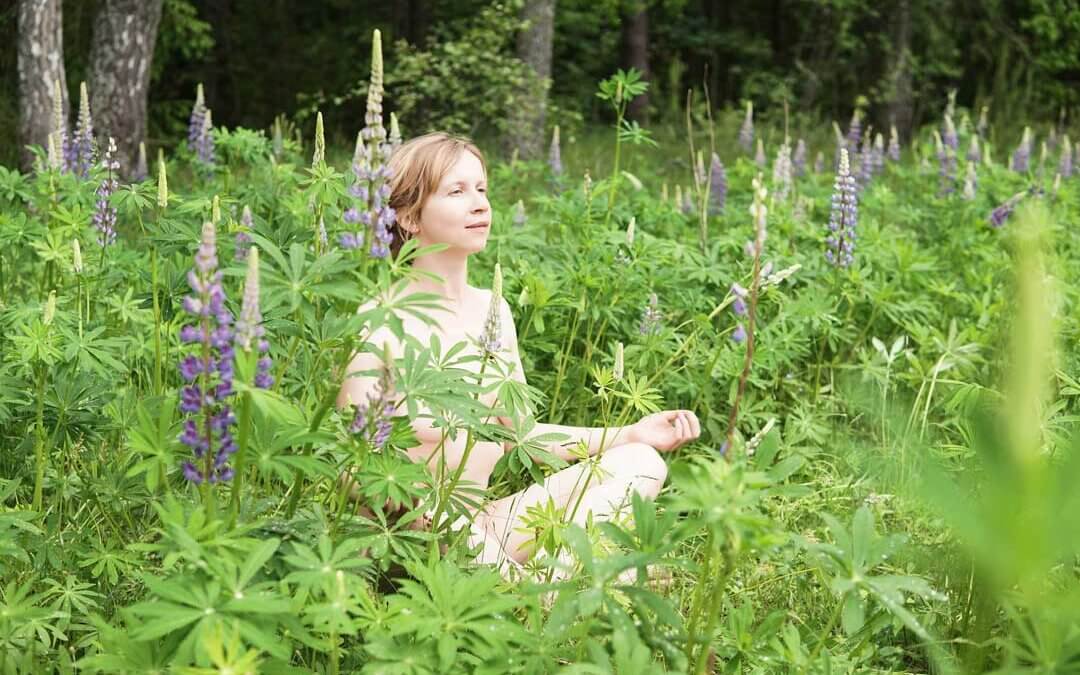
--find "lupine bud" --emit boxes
[583,171,592,198]
[833,121,846,169]
[72,239,83,274]
[133,141,148,181]
[977,105,989,137]
[157,157,168,209]
[942,114,958,151]
[754,139,767,168]
[625,216,635,246]
[236,205,253,260]
[888,125,901,162]
[47,133,61,170]
[962,162,977,201]
[792,139,807,177]
[480,263,503,355]
[825,149,858,267]
[738,101,754,153]
[984,144,994,168]
[622,171,643,191]
[188,83,206,152]
[612,342,624,381]
[52,79,65,140]
[966,136,981,164]
[389,112,402,149]
[1011,127,1031,172]
[212,195,221,225]
[709,153,727,215]
[312,111,325,167]
[71,82,95,177]
[1060,135,1073,178]
[549,125,563,176]
[512,200,527,227]
[638,293,662,336]
[661,182,668,202]
[43,291,56,325]
[748,174,768,258]
[272,115,284,158]
[1038,140,1048,178]
[363,30,386,147]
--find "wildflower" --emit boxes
[211,195,221,225]
[178,220,237,484]
[846,110,862,152]
[479,263,503,355]
[962,162,977,201]
[93,137,119,247]
[977,106,989,137]
[888,125,901,162]
[157,157,168,209]
[1038,141,1048,178]
[825,148,858,268]
[612,342,624,381]
[833,121,846,170]
[772,140,792,201]
[43,291,56,326]
[350,348,396,451]
[709,153,727,215]
[1060,135,1073,178]
[731,282,749,317]
[512,200,527,227]
[754,139,766,169]
[674,184,683,213]
[51,79,65,170]
[639,293,662,336]
[872,133,885,175]
[133,142,148,181]
[235,247,273,389]
[814,151,825,174]
[738,101,754,153]
[942,114,958,151]
[47,133,61,171]
[69,82,95,177]
[731,324,747,343]
[389,112,402,151]
[195,109,216,166]
[1011,127,1031,172]
[792,139,807,177]
[312,111,325,167]
[681,185,694,214]
[934,131,956,196]
[694,151,706,188]
[549,125,563,176]
[625,217,635,246]
[272,116,284,158]
[72,239,83,275]
[187,83,206,153]
[622,171,643,191]
[857,135,874,192]
[966,136,981,164]
[235,206,254,261]
[747,175,768,258]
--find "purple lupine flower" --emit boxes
[340,30,396,258]
[792,139,807,177]
[1059,136,1073,178]
[178,220,237,484]
[349,349,396,451]
[833,122,846,171]
[732,324,747,343]
[638,293,662,336]
[888,125,901,162]
[988,190,1027,228]
[187,84,206,153]
[772,141,793,201]
[1011,127,1032,173]
[68,82,95,178]
[235,247,273,389]
[709,153,727,215]
[825,148,858,268]
[195,109,216,166]
[754,139,767,169]
[934,131,956,196]
[814,151,825,174]
[966,136,981,164]
[962,162,977,201]
[479,264,503,355]
[857,135,874,192]
[872,134,885,175]
[942,114,958,152]
[512,200,527,227]
[92,138,119,246]
[738,101,754,154]
[846,111,862,153]
[549,125,563,176]
[235,206,253,261]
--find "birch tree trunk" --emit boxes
[88,0,164,177]
[17,0,67,172]
[511,0,555,160]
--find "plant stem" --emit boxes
[229,390,253,527]
[32,366,47,515]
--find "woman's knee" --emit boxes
[602,442,668,491]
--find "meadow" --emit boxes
[1,37,1080,674]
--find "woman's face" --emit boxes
[411,151,491,254]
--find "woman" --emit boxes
[337,132,700,577]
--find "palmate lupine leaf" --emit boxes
[125,395,181,492]
[282,535,370,603]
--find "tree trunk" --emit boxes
[393,0,430,46]
[622,2,650,121]
[17,0,67,172]
[511,0,555,160]
[887,0,913,140]
[88,0,164,177]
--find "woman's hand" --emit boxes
[630,410,701,453]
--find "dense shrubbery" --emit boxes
[1,51,1080,673]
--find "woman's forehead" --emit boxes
[439,152,486,186]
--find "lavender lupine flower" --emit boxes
[179,220,237,484]
[967,136,981,164]
[235,205,254,261]
[888,125,901,162]
[1011,127,1032,172]
[942,114,958,151]
[512,200,527,227]
[730,282,749,343]
[825,148,858,267]
[709,153,727,215]
[342,30,396,259]
[846,110,862,153]
[479,263,503,355]
[754,139,767,169]
[195,109,216,166]
[857,136,874,192]
[235,247,273,389]
[48,79,65,171]
[349,349,396,451]
[389,112,402,151]
[549,125,563,176]
[68,82,95,178]
[962,162,977,201]
[772,140,793,201]
[792,139,807,177]
[833,122,846,170]
[814,151,825,174]
[1060,136,1073,178]
[738,101,754,153]
[187,83,206,153]
[639,293,662,336]
[934,131,956,195]
[872,133,885,175]
[93,138,119,246]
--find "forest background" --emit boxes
[3,0,1080,173]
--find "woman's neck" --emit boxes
[410,248,471,306]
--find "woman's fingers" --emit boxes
[685,410,701,438]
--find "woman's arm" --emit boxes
[525,422,639,461]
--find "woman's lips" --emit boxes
[466,223,489,229]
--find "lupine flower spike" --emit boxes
[888,125,901,162]
[792,139,807,177]
[480,263,503,355]
[133,142,149,181]
[51,79,65,170]
[709,153,727,215]
[772,140,793,201]
[93,137,119,246]
[236,206,254,260]
[179,220,237,484]
[549,125,563,176]
[825,148,858,267]
[681,185,694,214]
[639,293,662,336]
[196,109,216,166]
[738,101,754,153]
[674,185,683,213]
[235,247,273,388]
[188,83,206,152]
[350,344,396,451]
[72,239,83,275]
[612,342,624,382]
[312,111,325,167]
[814,151,825,174]
[962,162,977,201]
[846,110,862,152]
[942,114,958,151]
[512,200,527,227]
[754,139,767,169]
[872,133,885,175]
[977,106,989,138]
[389,112,402,151]
[967,136,981,164]
[1011,127,1032,172]
[69,82,95,177]
[157,157,169,209]
[857,135,874,192]
[988,191,1027,228]
[1060,136,1073,178]
[934,131,956,195]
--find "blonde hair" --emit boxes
[387,132,486,258]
